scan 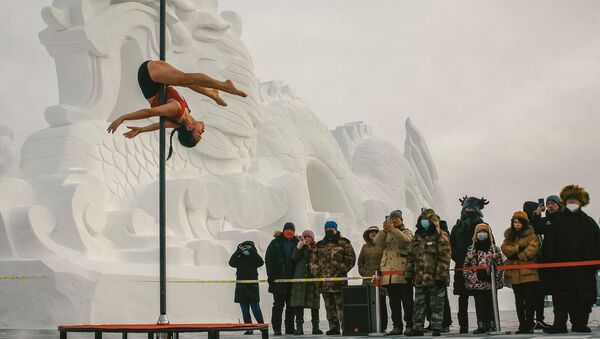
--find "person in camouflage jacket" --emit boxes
[310,221,356,335]
[405,209,451,337]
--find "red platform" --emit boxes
[58,323,269,339]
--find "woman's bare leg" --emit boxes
[147,60,246,97]
[188,85,227,106]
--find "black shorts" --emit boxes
[137,60,160,98]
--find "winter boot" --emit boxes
[312,320,323,335]
[488,320,497,332]
[534,320,551,330]
[472,322,486,334]
[325,328,340,335]
[294,321,304,335]
[572,311,591,333]
[543,311,568,334]
[404,328,424,336]
[285,319,296,335]
[272,308,283,336]
[388,327,403,335]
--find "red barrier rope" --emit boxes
[378,259,600,276]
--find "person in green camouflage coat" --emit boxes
[405,209,451,337]
[310,221,356,335]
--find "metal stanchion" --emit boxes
[369,272,387,336]
[489,260,502,334]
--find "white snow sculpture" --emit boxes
[0,0,447,328]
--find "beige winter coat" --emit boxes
[374,224,414,285]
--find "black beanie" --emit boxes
[283,222,295,232]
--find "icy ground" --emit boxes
[2,309,600,339]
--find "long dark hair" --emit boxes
[167,126,198,160]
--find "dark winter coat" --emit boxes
[542,208,600,307]
[450,216,482,295]
[265,231,299,294]
[229,243,264,303]
[530,209,561,235]
[310,231,356,293]
[501,225,539,284]
[406,222,452,287]
[290,245,321,308]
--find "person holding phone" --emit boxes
[290,230,323,335]
[375,210,414,335]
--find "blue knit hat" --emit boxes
[324,221,338,230]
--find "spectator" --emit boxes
[463,223,504,334]
[542,185,600,333]
[450,196,489,333]
[424,219,453,333]
[531,195,562,235]
[374,210,415,335]
[310,221,356,335]
[266,222,300,335]
[404,209,451,337]
[229,241,265,334]
[357,225,388,332]
[501,211,540,334]
[290,230,323,335]
[530,195,563,330]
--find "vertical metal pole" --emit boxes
[157,0,169,327]
[489,247,501,333]
[369,272,386,336]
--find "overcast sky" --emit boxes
[1,1,599,232]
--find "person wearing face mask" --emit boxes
[358,226,388,333]
[404,209,451,337]
[229,241,265,334]
[423,219,453,333]
[527,195,563,330]
[266,222,300,335]
[501,211,540,334]
[289,230,323,335]
[374,210,415,335]
[449,196,489,333]
[463,223,504,334]
[310,221,356,335]
[542,185,600,333]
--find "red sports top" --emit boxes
[150,86,189,123]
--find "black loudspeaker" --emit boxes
[342,285,376,335]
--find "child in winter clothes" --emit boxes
[501,211,540,333]
[357,225,388,332]
[463,223,504,334]
[229,241,265,334]
[405,209,451,337]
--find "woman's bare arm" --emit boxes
[123,120,180,139]
[107,101,181,133]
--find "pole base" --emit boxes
[157,314,170,325]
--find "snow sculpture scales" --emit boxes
[0,0,446,328]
